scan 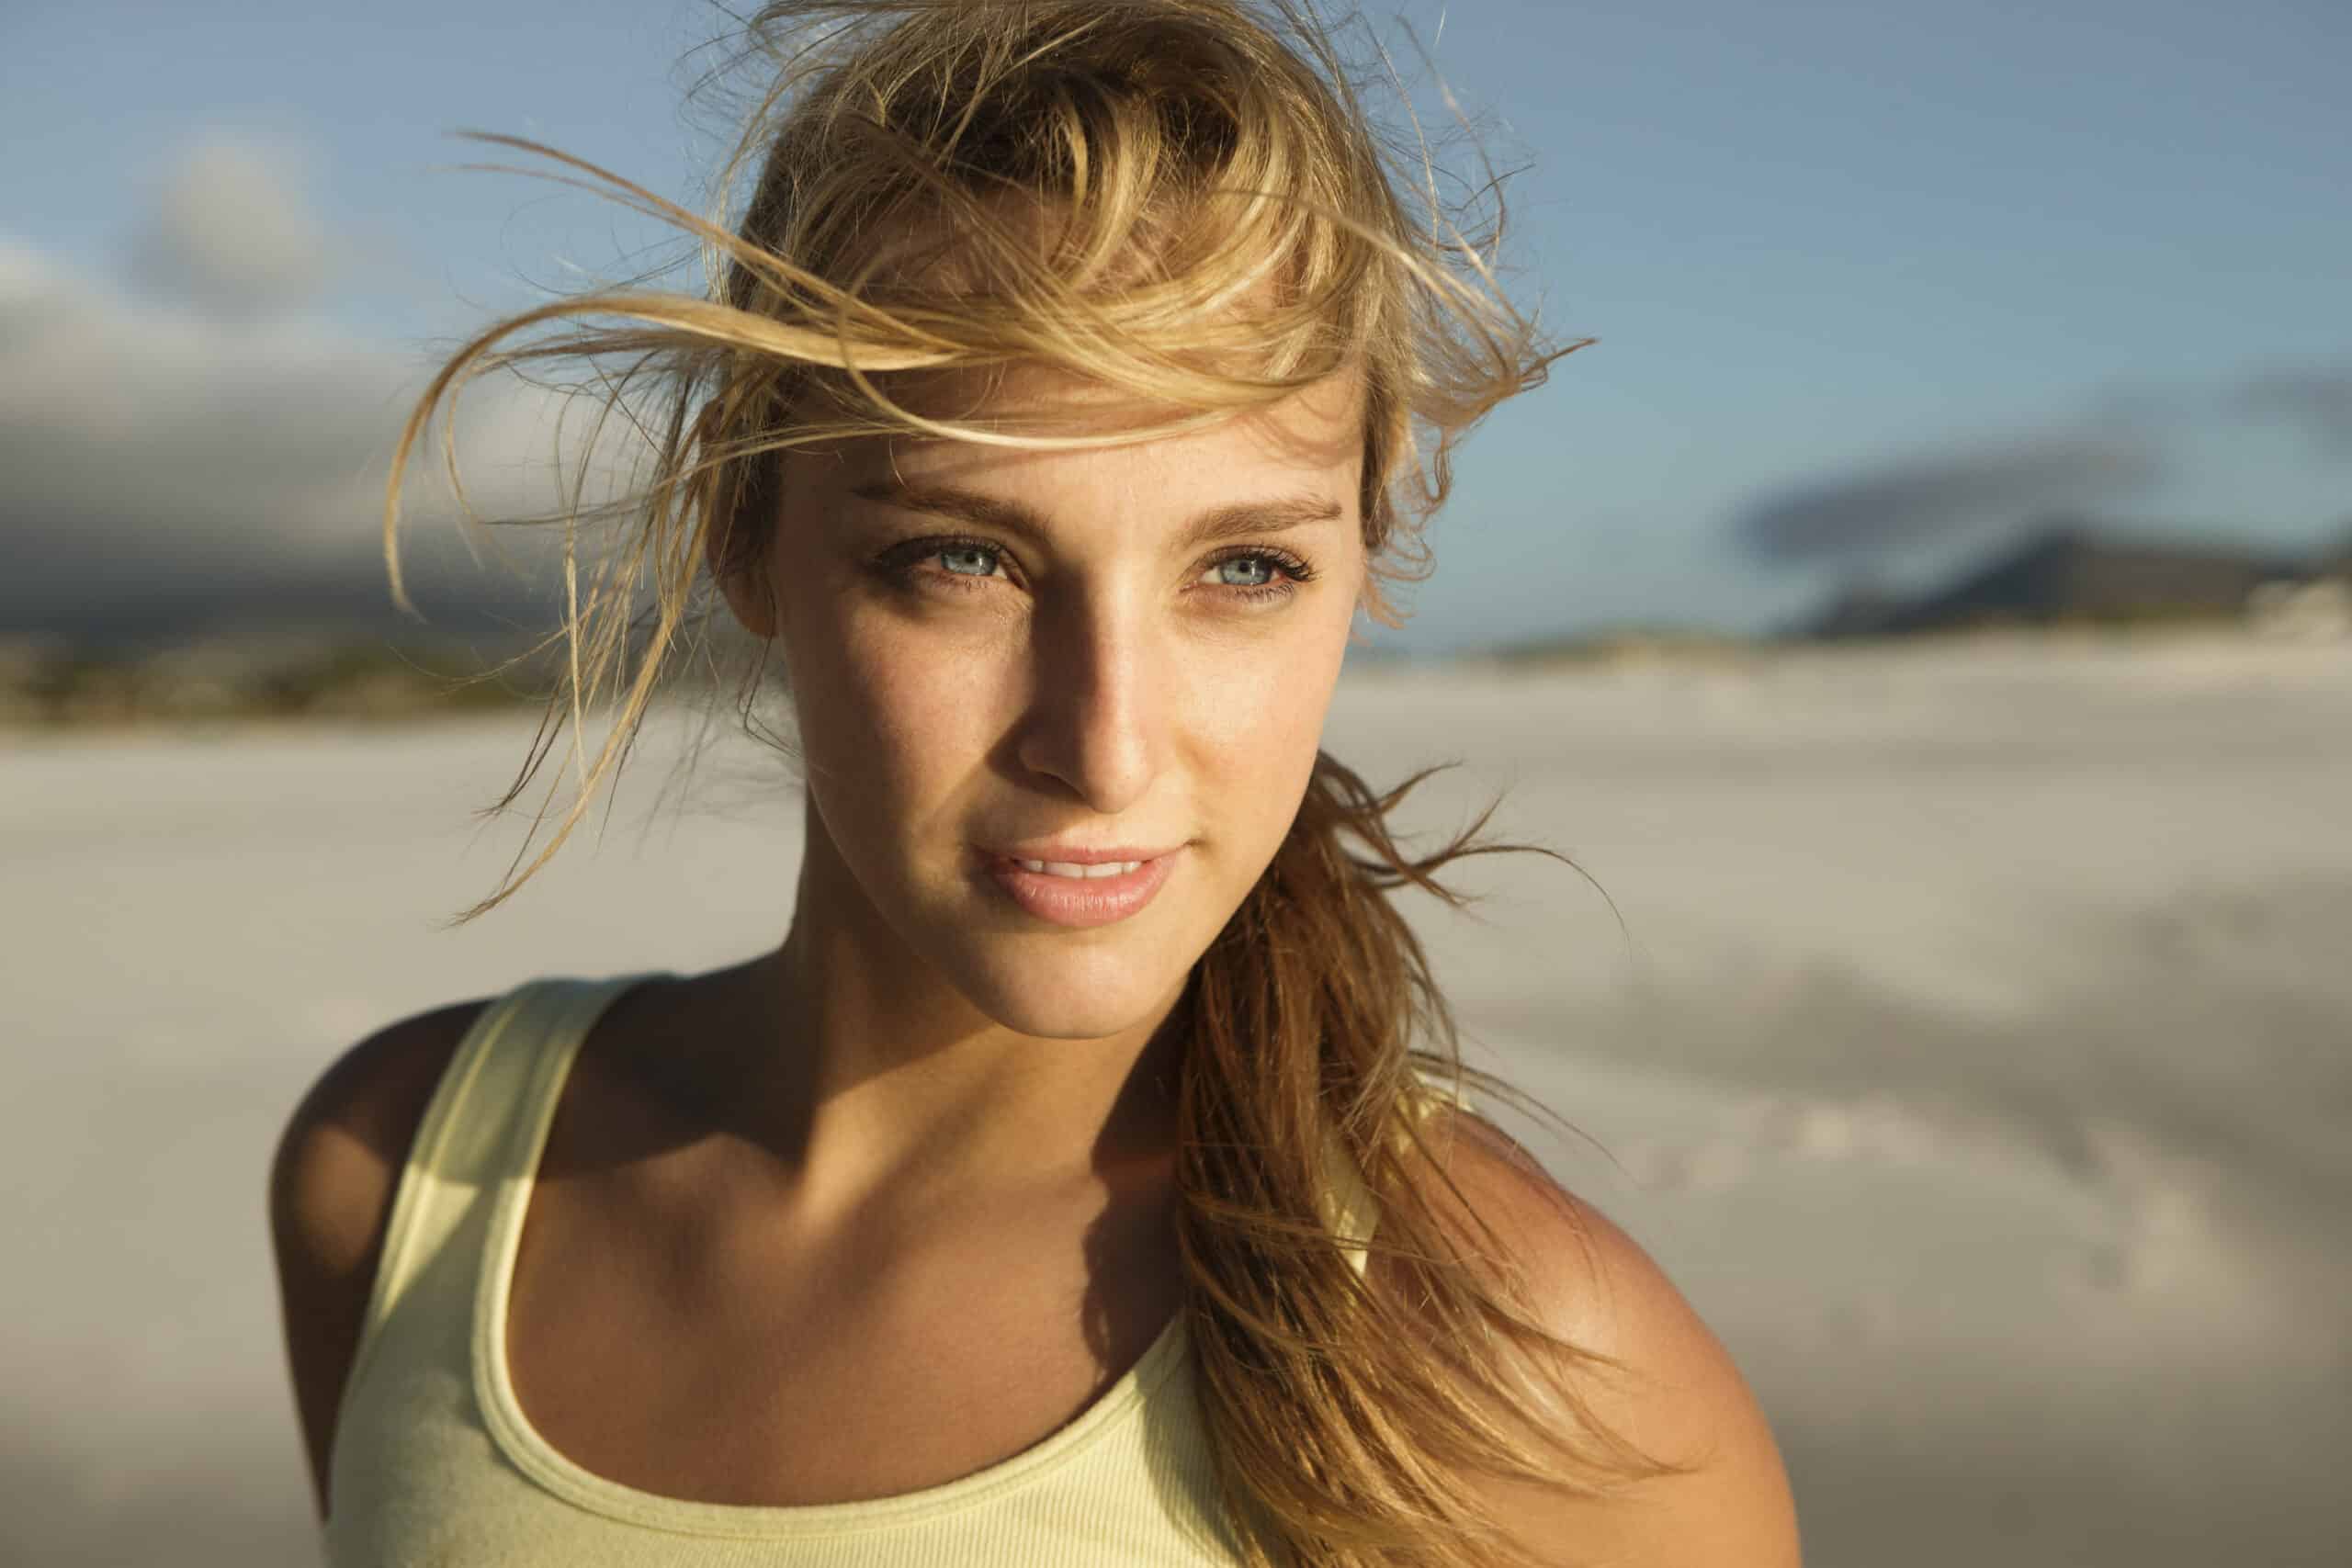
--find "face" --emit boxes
[717,365,1369,1045]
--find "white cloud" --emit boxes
[126,133,333,317]
[0,206,649,643]
[0,239,409,570]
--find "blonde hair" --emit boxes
[383,2,1681,1561]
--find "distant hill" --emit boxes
[0,552,567,660]
[2317,516,2352,578]
[1800,517,2346,639]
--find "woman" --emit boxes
[269,2,1800,1563]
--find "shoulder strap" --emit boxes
[1317,1128,1378,1280]
[335,972,673,1454]
[350,977,569,1348]
[1319,1066,1478,1280]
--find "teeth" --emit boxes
[1015,858,1142,878]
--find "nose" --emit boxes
[1011,586,1166,814]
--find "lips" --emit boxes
[980,847,1182,929]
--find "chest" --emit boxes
[503,1143,1185,1508]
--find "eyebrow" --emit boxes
[845,479,1346,549]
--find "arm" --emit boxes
[266,999,490,1520]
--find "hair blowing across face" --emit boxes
[380,3,1684,1562]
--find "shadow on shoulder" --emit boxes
[266,997,494,1520]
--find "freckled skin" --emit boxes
[707,365,1371,1198]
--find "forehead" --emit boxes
[850,362,1368,479]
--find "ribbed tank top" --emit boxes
[322,971,1421,1566]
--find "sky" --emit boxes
[3,0,2347,656]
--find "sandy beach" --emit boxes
[6,627,2347,1566]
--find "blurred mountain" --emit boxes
[1795,516,2347,640]
[1804,579,1911,642]
[0,549,563,660]
[2317,515,2352,578]
[0,547,677,728]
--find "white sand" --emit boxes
[6,628,2347,1565]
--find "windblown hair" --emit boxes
[383,2,1682,1562]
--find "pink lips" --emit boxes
[982,848,1182,929]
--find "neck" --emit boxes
[695,895,1191,1228]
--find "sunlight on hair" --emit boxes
[380,6,1662,1562]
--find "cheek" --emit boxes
[776,550,964,740]
[792,641,999,920]
[1192,622,1348,838]
[800,615,1000,804]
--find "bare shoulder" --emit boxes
[1396,1107,1804,1567]
[267,994,496,1518]
[268,995,495,1298]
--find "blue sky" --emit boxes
[4,0,2346,653]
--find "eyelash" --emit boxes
[871,533,1319,607]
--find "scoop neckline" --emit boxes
[469,971,1194,1540]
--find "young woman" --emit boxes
[269,3,1800,1563]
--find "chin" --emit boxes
[954,945,1194,1040]
[1001,975,1184,1042]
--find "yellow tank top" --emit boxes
[322,971,1425,1566]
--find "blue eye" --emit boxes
[872,535,1317,607]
